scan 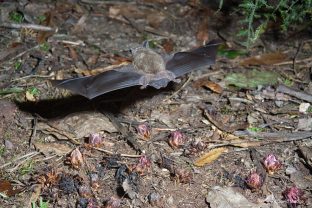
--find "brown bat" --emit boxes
[51,40,221,99]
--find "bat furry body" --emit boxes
[51,40,221,99]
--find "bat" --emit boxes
[51,39,221,99]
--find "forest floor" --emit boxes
[0,1,311,208]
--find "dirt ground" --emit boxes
[0,1,311,208]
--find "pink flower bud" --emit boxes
[283,186,304,206]
[88,133,103,147]
[70,148,83,169]
[168,130,186,148]
[263,154,282,175]
[246,171,264,190]
[136,123,151,140]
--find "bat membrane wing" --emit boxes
[166,40,221,77]
[51,66,142,99]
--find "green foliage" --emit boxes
[236,0,312,47]
[39,42,51,52]
[247,126,264,132]
[19,160,34,175]
[37,15,47,23]
[14,60,22,70]
[217,46,247,59]
[283,78,293,87]
[27,87,40,96]
[225,69,280,89]
[0,145,5,157]
[0,87,24,95]
[32,197,49,208]
[9,11,24,23]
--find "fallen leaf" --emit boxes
[194,147,228,167]
[240,52,288,66]
[0,180,22,197]
[193,78,223,93]
[206,186,269,208]
[34,142,72,156]
[225,69,280,89]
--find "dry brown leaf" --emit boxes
[34,142,72,156]
[240,52,288,66]
[0,180,22,197]
[193,78,223,93]
[67,46,78,61]
[194,147,228,167]
[108,5,145,22]
[146,12,166,28]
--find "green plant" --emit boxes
[0,145,5,157]
[247,126,264,132]
[37,15,47,23]
[283,78,293,87]
[14,60,22,70]
[39,42,50,52]
[237,0,312,47]
[9,11,24,23]
[27,87,40,96]
[19,160,34,175]
[32,197,49,208]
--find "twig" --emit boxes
[293,41,303,70]
[8,45,40,63]
[274,56,312,66]
[93,147,142,158]
[277,84,312,103]
[11,74,53,82]
[0,151,40,169]
[234,130,312,141]
[29,117,38,147]
[0,23,56,32]
[164,76,192,101]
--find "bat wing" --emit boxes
[51,65,143,99]
[166,39,221,77]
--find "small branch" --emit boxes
[0,23,56,32]
[93,147,142,158]
[277,84,312,103]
